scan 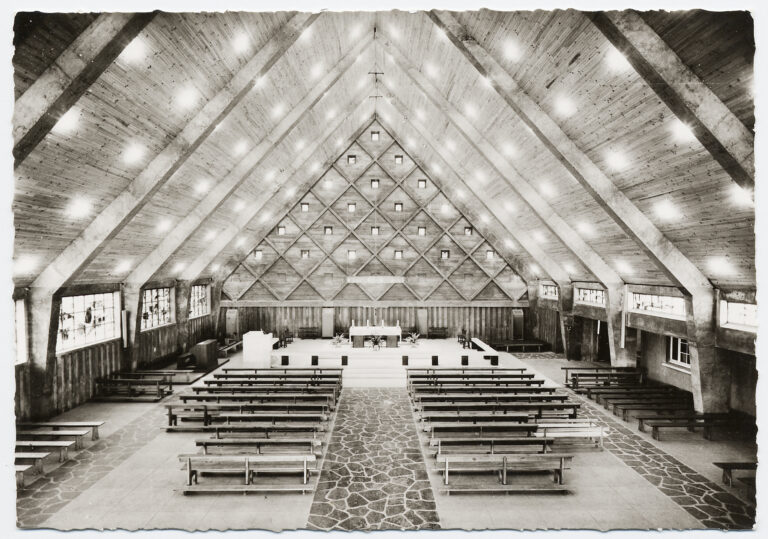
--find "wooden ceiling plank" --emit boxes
[589,10,754,191]
[125,34,372,288]
[182,96,374,283]
[13,12,157,165]
[429,10,712,295]
[30,12,319,292]
[378,95,566,285]
[380,32,621,289]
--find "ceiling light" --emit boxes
[504,39,522,62]
[616,260,633,274]
[424,62,438,79]
[213,120,225,133]
[357,77,367,90]
[324,179,333,189]
[605,46,632,73]
[195,179,210,194]
[52,108,80,135]
[176,85,198,110]
[434,26,447,41]
[446,139,456,151]
[260,212,271,222]
[236,237,246,248]
[300,27,312,41]
[530,264,540,274]
[310,62,324,80]
[533,231,546,243]
[431,163,442,174]
[233,139,248,157]
[708,256,736,276]
[157,219,171,233]
[502,142,517,158]
[285,187,296,198]
[253,75,266,89]
[336,137,344,147]
[730,184,753,207]
[350,24,363,39]
[309,162,320,173]
[326,109,336,120]
[604,149,630,171]
[670,119,696,143]
[388,26,400,40]
[653,199,680,221]
[173,262,186,273]
[295,139,306,151]
[265,170,276,181]
[115,260,131,273]
[211,263,220,272]
[464,103,476,118]
[120,37,147,64]
[441,204,451,215]
[233,200,245,213]
[505,239,515,249]
[416,109,425,120]
[204,231,216,241]
[15,255,38,274]
[539,182,556,198]
[232,32,250,54]
[475,171,486,183]
[480,214,489,223]
[122,142,146,165]
[504,201,516,212]
[554,95,577,117]
[481,76,493,89]
[455,189,465,199]
[272,103,285,119]
[577,222,593,236]
[67,198,91,219]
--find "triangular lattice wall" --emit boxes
[223,119,526,303]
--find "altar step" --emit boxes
[342,365,407,388]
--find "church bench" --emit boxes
[205,377,340,386]
[407,367,527,375]
[613,402,695,422]
[431,436,554,456]
[421,403,579,421]
[636,412,720,432]
[418,401,578,417]
[297,327,320,339]
[193,437,322,455]
[532,422,607,450]
[166,422,325,435]
[15,465,33,487]
[16,421,104,441]
[223,367,343,375]
[97,377,173,400]
[568,371,642,389]
[15,452,51,474]
[712,462,757,487]
[469,337,494,352]
[409,373,536,382]
[428,327,449,339]
[435,453,574,491]
[16,428,91,450]
[166,403,329,426]
[204,412,327,426]
[604,395,692,413]
[412,386,557,396]
[414,394,570,410]
[643,417,730,441]
[561,366,639,385]
[218,340,242,358]
[410,381,546,392]
[179,393,335,410]
[592,388,686,405]
[214,371,342,379]
[491,341,547,353]
[427,422,537,439]
[194,384,339,401]
[15,440,75,462]
[181,454,318,493]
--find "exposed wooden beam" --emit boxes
[377,95,567,284]
[380,33,622,289]
[589,10,754,192]
[183,94,373,283]
[429,10,713,295]
[125,35,372,288]
[13,12,157,166]
[29,12,320,292]
[210,103,375,285]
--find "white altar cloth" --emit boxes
[349,325,402,337]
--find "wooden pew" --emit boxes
[15,465,33,487]
[413,394,571,411]
[636,412,719,432]
[604,395,692,413]
[15,451,51,474]
[643,416,730,441]
[180,454,317,494]
[407,368,527,375]
[562,366,639,386]
[213,372,342,381]
[613,401,694,422]
[427,422,538,440]
[166,423,326,436]
[568,371,641,389]
[15,440,75,462]
[16,421,105,441]
[412,386,557,396]
[431,436,554,455]
[418,401,580,418]
[532,421,607,450]
[435,453,574,493]
[410,381,546,391]
[97,376,172,401]
[713,462,757,487]
[194,437,322,455]
[166,403,329,426]
[223,368,343,375]
[205,377,340,386]
[16,428,91,450]
[193,385,340,401]
[179,393,335,410]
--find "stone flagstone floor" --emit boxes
[306,388,441,530]
[567,388,756,529]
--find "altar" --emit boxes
[349,325,402,348]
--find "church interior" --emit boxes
[9,6,760,532]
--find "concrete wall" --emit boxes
[640,331,693,392]
[725,349,757,417]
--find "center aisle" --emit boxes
[306,388,441,530]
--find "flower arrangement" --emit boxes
[370,335,382,350]
[405,332,420,346]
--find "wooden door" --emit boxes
[321,308,335,338]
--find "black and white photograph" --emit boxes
[3,0,764,534]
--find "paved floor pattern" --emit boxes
[307,388,440,530]
[16,404,166,528]
[570,390,756,529]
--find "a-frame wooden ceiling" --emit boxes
[12,9,755,295]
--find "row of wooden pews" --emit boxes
[15,421,105,487]
[95,370,182,402]
[564,367,732,441]
[169,368,342,494]
[408,368,607,495]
